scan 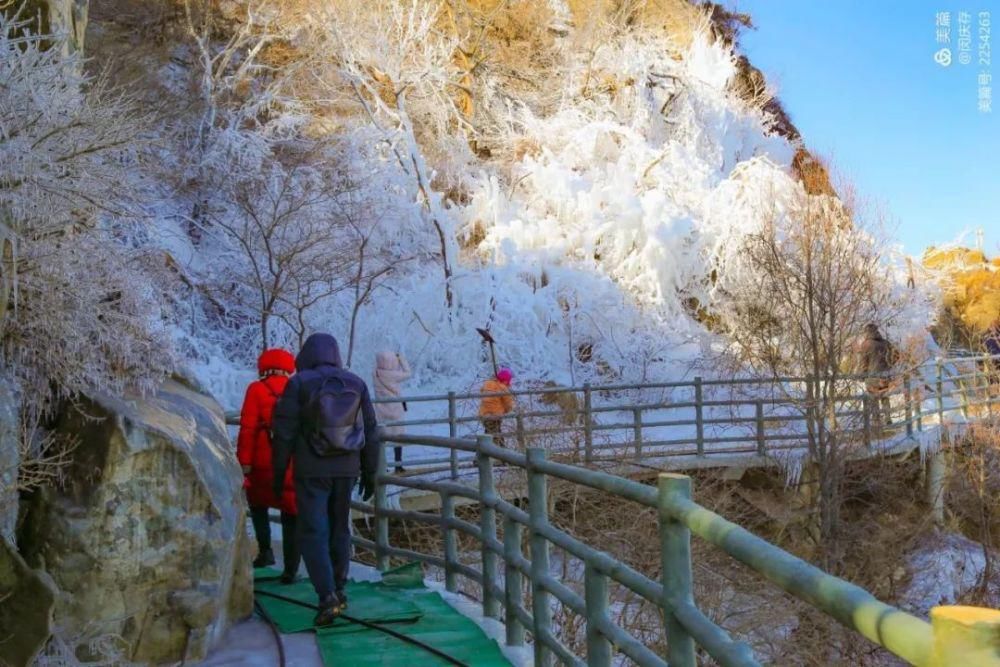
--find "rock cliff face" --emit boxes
[17,378,252,663]
[0,540,57,667]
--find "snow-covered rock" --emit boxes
[899,531,998,616]
[17,378,253,663]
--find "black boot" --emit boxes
[314,593,343,627]
[280,570,298,585]
[336,588,348,609]
[253,547,275,569]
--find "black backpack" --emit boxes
[305,375,364,457]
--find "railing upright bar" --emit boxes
[694,377,704,456]
[960,374,970,419]
[448,391,459,480]
[441,491,458,593]
[375,439,389,571]
[633,407,643,458]
[658,474,696,667]
[503,515,526,647]
[863,394,872,450]
[936,359,945,428]
[584,383,594,463]
[527,447,554,666]
[584,563,612,667]
[755,400,765,455]
[903,373,913,437]
[477,435,501,619]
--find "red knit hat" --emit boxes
[257,348,295,375]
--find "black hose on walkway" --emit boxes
[253,588,470,667]
[254,598,287,667]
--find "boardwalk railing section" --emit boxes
[378,354,1000,479]
[349,432,992,667]
[222,355,1000,665]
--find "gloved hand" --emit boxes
[358,470,376,502]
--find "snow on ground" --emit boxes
[200,619,322,667]
[899,531,999,616]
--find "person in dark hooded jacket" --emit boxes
[857,323,897,425]
[271,333,379,626]
[985,320,1000,378]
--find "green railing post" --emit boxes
[694,377,704,456]
[755,399,765,455]
[904,373,914,437]
[477,435,500,619]
[936,359,945,428]
[527,447,553,666]
[441,490,458,593]
[583,383,594,463]
[959,372,970,419]
[633,407,643,459]
[863,394,872,450]
[375,437,389,571]
[658,473,696,667]
[503,515,525,647]
[448,391,458,480]
[584,563,612,667]
[915,375,924,432]
[927,449,947,526]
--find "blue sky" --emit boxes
[729,0,998,257]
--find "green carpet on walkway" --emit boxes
[253,566,512,666]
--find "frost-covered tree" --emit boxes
[304,0,466,308]
[712,185,929,567]
[0,13,171,409]
[201,141,358,349]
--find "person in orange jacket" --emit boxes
[479,367,515,446]
[237,348,300,582]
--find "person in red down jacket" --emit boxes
[237,348,300,582]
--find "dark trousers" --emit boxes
[250,506,300,575]
[866,380,893,425]
[394,446,403,465]
[295,476,356,601]
[482,417,504,447]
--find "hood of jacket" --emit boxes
[296,333,343,371]
[376,351,402,371]
[258,348,295,375]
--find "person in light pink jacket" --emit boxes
[373,351,412,472]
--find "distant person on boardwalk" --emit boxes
[373,350,412,473]
[985,320,1000,378]
[857,323,897,425]
[237,348,300,582]
[271,333,379,626]
[479,367,515,447]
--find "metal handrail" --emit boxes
[347,432,960,666]
[379,356,998,476]
[225,355,1000,479]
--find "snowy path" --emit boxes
[198,520,531,666]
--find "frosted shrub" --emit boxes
[0,14,172,411]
